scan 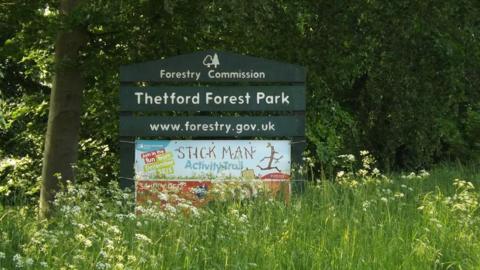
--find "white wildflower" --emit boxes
[338,154,355,162]
[164,204,177,214]
[99,250,107,258]
[419,169,430,178]
[75,234,85,242]
[84,238,93,248]
[350,180,359,188]
[358,169,368,177]
[96,262,111,270]
[105,239,114,250]
[452,203,467,212]
[73,254,86,261]
[230,209,239,217]
[453,179,475,190]
[177,203,191,210]
[158,192,169,201]
[25,258,33,266]
[135,233,152,244]
[239,214,248,223]
[13,254,23,268]
[190,206,200,217]
[405,172,416,179]
[71,206,81,214]
[108,225,121,235]
[362,201,371,211]
[127,255,137,262]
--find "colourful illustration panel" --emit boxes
[134,140,291,180]
[134,140,291,206]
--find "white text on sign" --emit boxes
[134,91,290,105]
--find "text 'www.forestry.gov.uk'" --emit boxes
[148,121,276,135]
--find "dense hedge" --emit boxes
[1,0,479,200]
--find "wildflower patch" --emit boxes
[136,180,212,207]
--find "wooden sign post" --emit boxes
[119,50,306,198]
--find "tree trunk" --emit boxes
[39,0,88,219]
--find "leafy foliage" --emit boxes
[1,0,480,199]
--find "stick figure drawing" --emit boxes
[257,143,283,172]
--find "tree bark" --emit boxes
[39,0,88,219]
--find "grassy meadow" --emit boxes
[0,155,479,270]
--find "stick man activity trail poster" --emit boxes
[134,140,291,205]
[134,140,291,180]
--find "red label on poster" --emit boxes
[261,172,290,180]
[136,180,212,207]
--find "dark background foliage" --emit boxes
[1,0,479,201]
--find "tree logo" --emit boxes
[203,53,220,68]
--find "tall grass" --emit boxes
[0,157,479,269]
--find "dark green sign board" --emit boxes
[119,50,306,189]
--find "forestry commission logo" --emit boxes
[203,53,220,68]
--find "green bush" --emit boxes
[1,0,479,197]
